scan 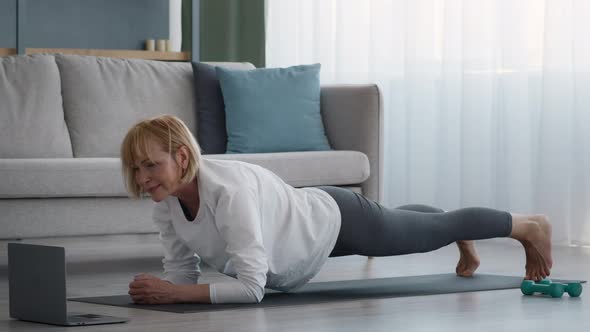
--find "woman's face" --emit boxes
[133,142,187,202]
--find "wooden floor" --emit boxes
[0,234,589,331]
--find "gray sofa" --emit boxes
[0,54,383,239]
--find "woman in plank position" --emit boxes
[121,115,552,304]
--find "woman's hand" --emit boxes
[128,273,179,304]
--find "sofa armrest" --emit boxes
[320,84,383,202]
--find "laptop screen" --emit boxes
[8,243,68,324]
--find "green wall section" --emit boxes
[18,0,168,52]
[3,0,265,65]
[0,0,17,48]
[198,0,265,68]
[1,0,169,54]
[181,0,193,52]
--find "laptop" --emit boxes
[8,243,128,326]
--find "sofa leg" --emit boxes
[368,256,374,260]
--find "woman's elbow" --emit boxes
[247,285,265,303]
[253,293,264,304]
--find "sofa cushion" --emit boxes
[0,54,73,158]
[55,54,196,157]
[0,151,369,198]
[193,62,256,155]
[0,158,128,198]
[216,64,332,153]
[205,150,369,187]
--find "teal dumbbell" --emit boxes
[521,279,583,298]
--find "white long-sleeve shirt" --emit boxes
[153,158,341,304]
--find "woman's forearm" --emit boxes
[174,283,211,303]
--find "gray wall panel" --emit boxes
[0,0,17,48]
[19,0,168,50]
[192,0,199,61]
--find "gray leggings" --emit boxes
[316,186,512,257]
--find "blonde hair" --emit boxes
[120,115,202,199]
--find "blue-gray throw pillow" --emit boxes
[216,63,331,153]
[192,62,227,154]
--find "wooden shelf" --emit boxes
[24,48,191,61]
[0,48,17,56]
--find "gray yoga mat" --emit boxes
[70,273,585,313]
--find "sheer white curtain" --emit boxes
[266,0,590,246]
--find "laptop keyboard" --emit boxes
[69,313,104,320]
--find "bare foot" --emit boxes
[530,215,553,269]
[511,214,553,281]
[455,240,480,277]
[523,244,549,281]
